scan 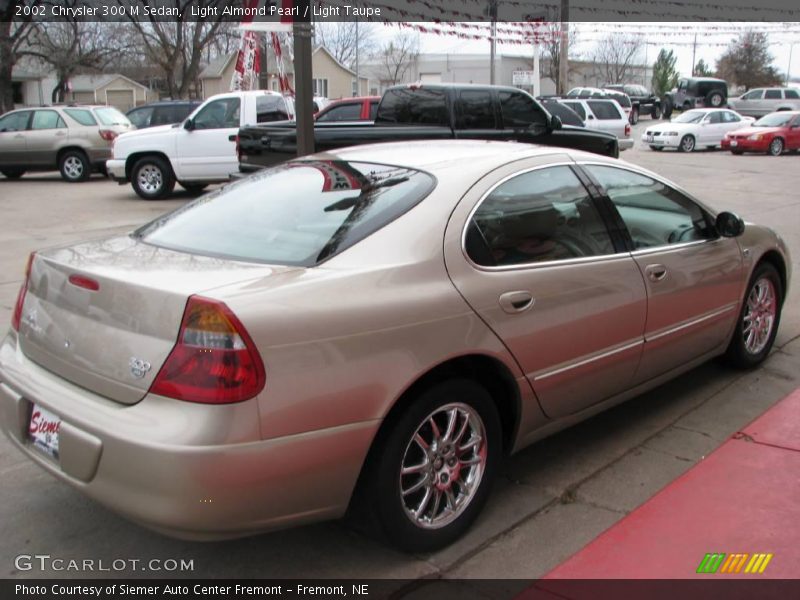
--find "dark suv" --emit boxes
[605,84,662,120]
[663,78,728,118]
[125,100,200,129]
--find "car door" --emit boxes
[453,89,506,141]
[786,114,800,149]
[0,110,32,167]
[444,160,648,419]
[700,111,726,145]
[583,164,743,384]
[27,110,67,167]
[174,96,240,180]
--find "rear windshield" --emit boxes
[94,107,130,126]
[135,161,436,267]
[375,88,449,126]
[256,95,292,122]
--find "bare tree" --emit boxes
[0,0,41,113]
[122,0,227,99]
[315,22,377,69]
[590,33,644,85]
[376,32,419,86]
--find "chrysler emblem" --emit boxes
[129,357,152,379]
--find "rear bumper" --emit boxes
[106,159,127,183]
[0,333,377,539]
[618,138,634,151]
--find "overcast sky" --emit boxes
[372,22,800,81]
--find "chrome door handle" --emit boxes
[499,291,534,314]
[645,264,668,282]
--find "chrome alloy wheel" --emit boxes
[742,277,777,355]
[399,402,487,530]
[137,164,164,194]
[63,156,84,180]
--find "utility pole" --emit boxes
[691,33,698,76]
[293,0,314,156]
[788,43,795,87]
[489,0,498,84]
[559,0,569,94]
[355,20,359,96]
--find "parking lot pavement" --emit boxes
[1,142,799,582]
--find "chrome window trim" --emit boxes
[460,161,623,272]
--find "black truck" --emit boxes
[237,84,620,173]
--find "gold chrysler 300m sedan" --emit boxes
[0,141,790,551]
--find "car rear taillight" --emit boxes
[99,129,118,142]
[11,253,34,332]
[149,295,265,404]
[625,123,631,137]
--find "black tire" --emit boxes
[731,150,744,155]
[651,104,662,119]
[131,156,175,200]
[649,145,663,151]
[705,91,725,108]
[725,263,783,369]
[58,150,90,182]
[1,169,25,179]
[180,183,208,195]
[629,106,639,125]
[662,98,673,119]
[678,135,696,153]
[362,379,502,552]
[768,138,784,156]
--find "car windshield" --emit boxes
[754,113,795,127]
[673,111,707,124]
[134,161,436,267]
[94,107,130,126]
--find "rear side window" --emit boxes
[587,101,622,120]
[613,94,631,108]
[64,109,97,126]
[375,88,449,126]
[94,107,130,126]
[765,89,781,100]
[499,91,547,128]
[135,161,436,267]
[256,95,290,123]
[562,101,585,120]
[456,90,496,129]
[785,89,800,99]
[466,166,614,267]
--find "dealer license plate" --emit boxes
[646,135,654,142]
[730,140,738,147]
[29,404,61,459]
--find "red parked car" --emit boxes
[722,111,800,156]
[314,96,381,122]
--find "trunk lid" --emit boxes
[17,235,293,404]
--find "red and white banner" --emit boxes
[231,0,262,91]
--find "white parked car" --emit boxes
[642,108,755,152]
[107,90,294,199]
[559,98,633,150]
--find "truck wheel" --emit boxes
[629,106,639,125]
[649,145,663,151]
[651,104,661,119]
[360,379,501,552]
[705,91,725,108]
[662,98,673,119]
[59,150,90,182]
[131,156,175,200]
[1,169,25,179]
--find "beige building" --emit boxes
[199,45,370,101]
[67,74,156,111]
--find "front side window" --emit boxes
[587,101,622,120]
[32,110,66,130]
[498,91,547,128]
[585,165,715,250]
[193,98,240,129]
[706,112,722,124]
[0,111,31,131]
[456,90,496,129]
[135,161,436,267]
[741,89,763,100]
[64,108,97,126]
[466,166,614,267]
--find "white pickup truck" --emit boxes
[107,90,293,199]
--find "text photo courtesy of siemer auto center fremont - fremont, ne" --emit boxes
[1,0,800,598]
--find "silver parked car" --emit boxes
[559,98,634,150]
[0,105,133,181]
[0,141,790,551]
[727,87,800,117]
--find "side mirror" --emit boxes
[183,118,195,131]
[716,211,745,238]
[549,114,562,130]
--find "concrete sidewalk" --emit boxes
[539,387,800,581]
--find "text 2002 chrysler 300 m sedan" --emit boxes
[0,141,791,551]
